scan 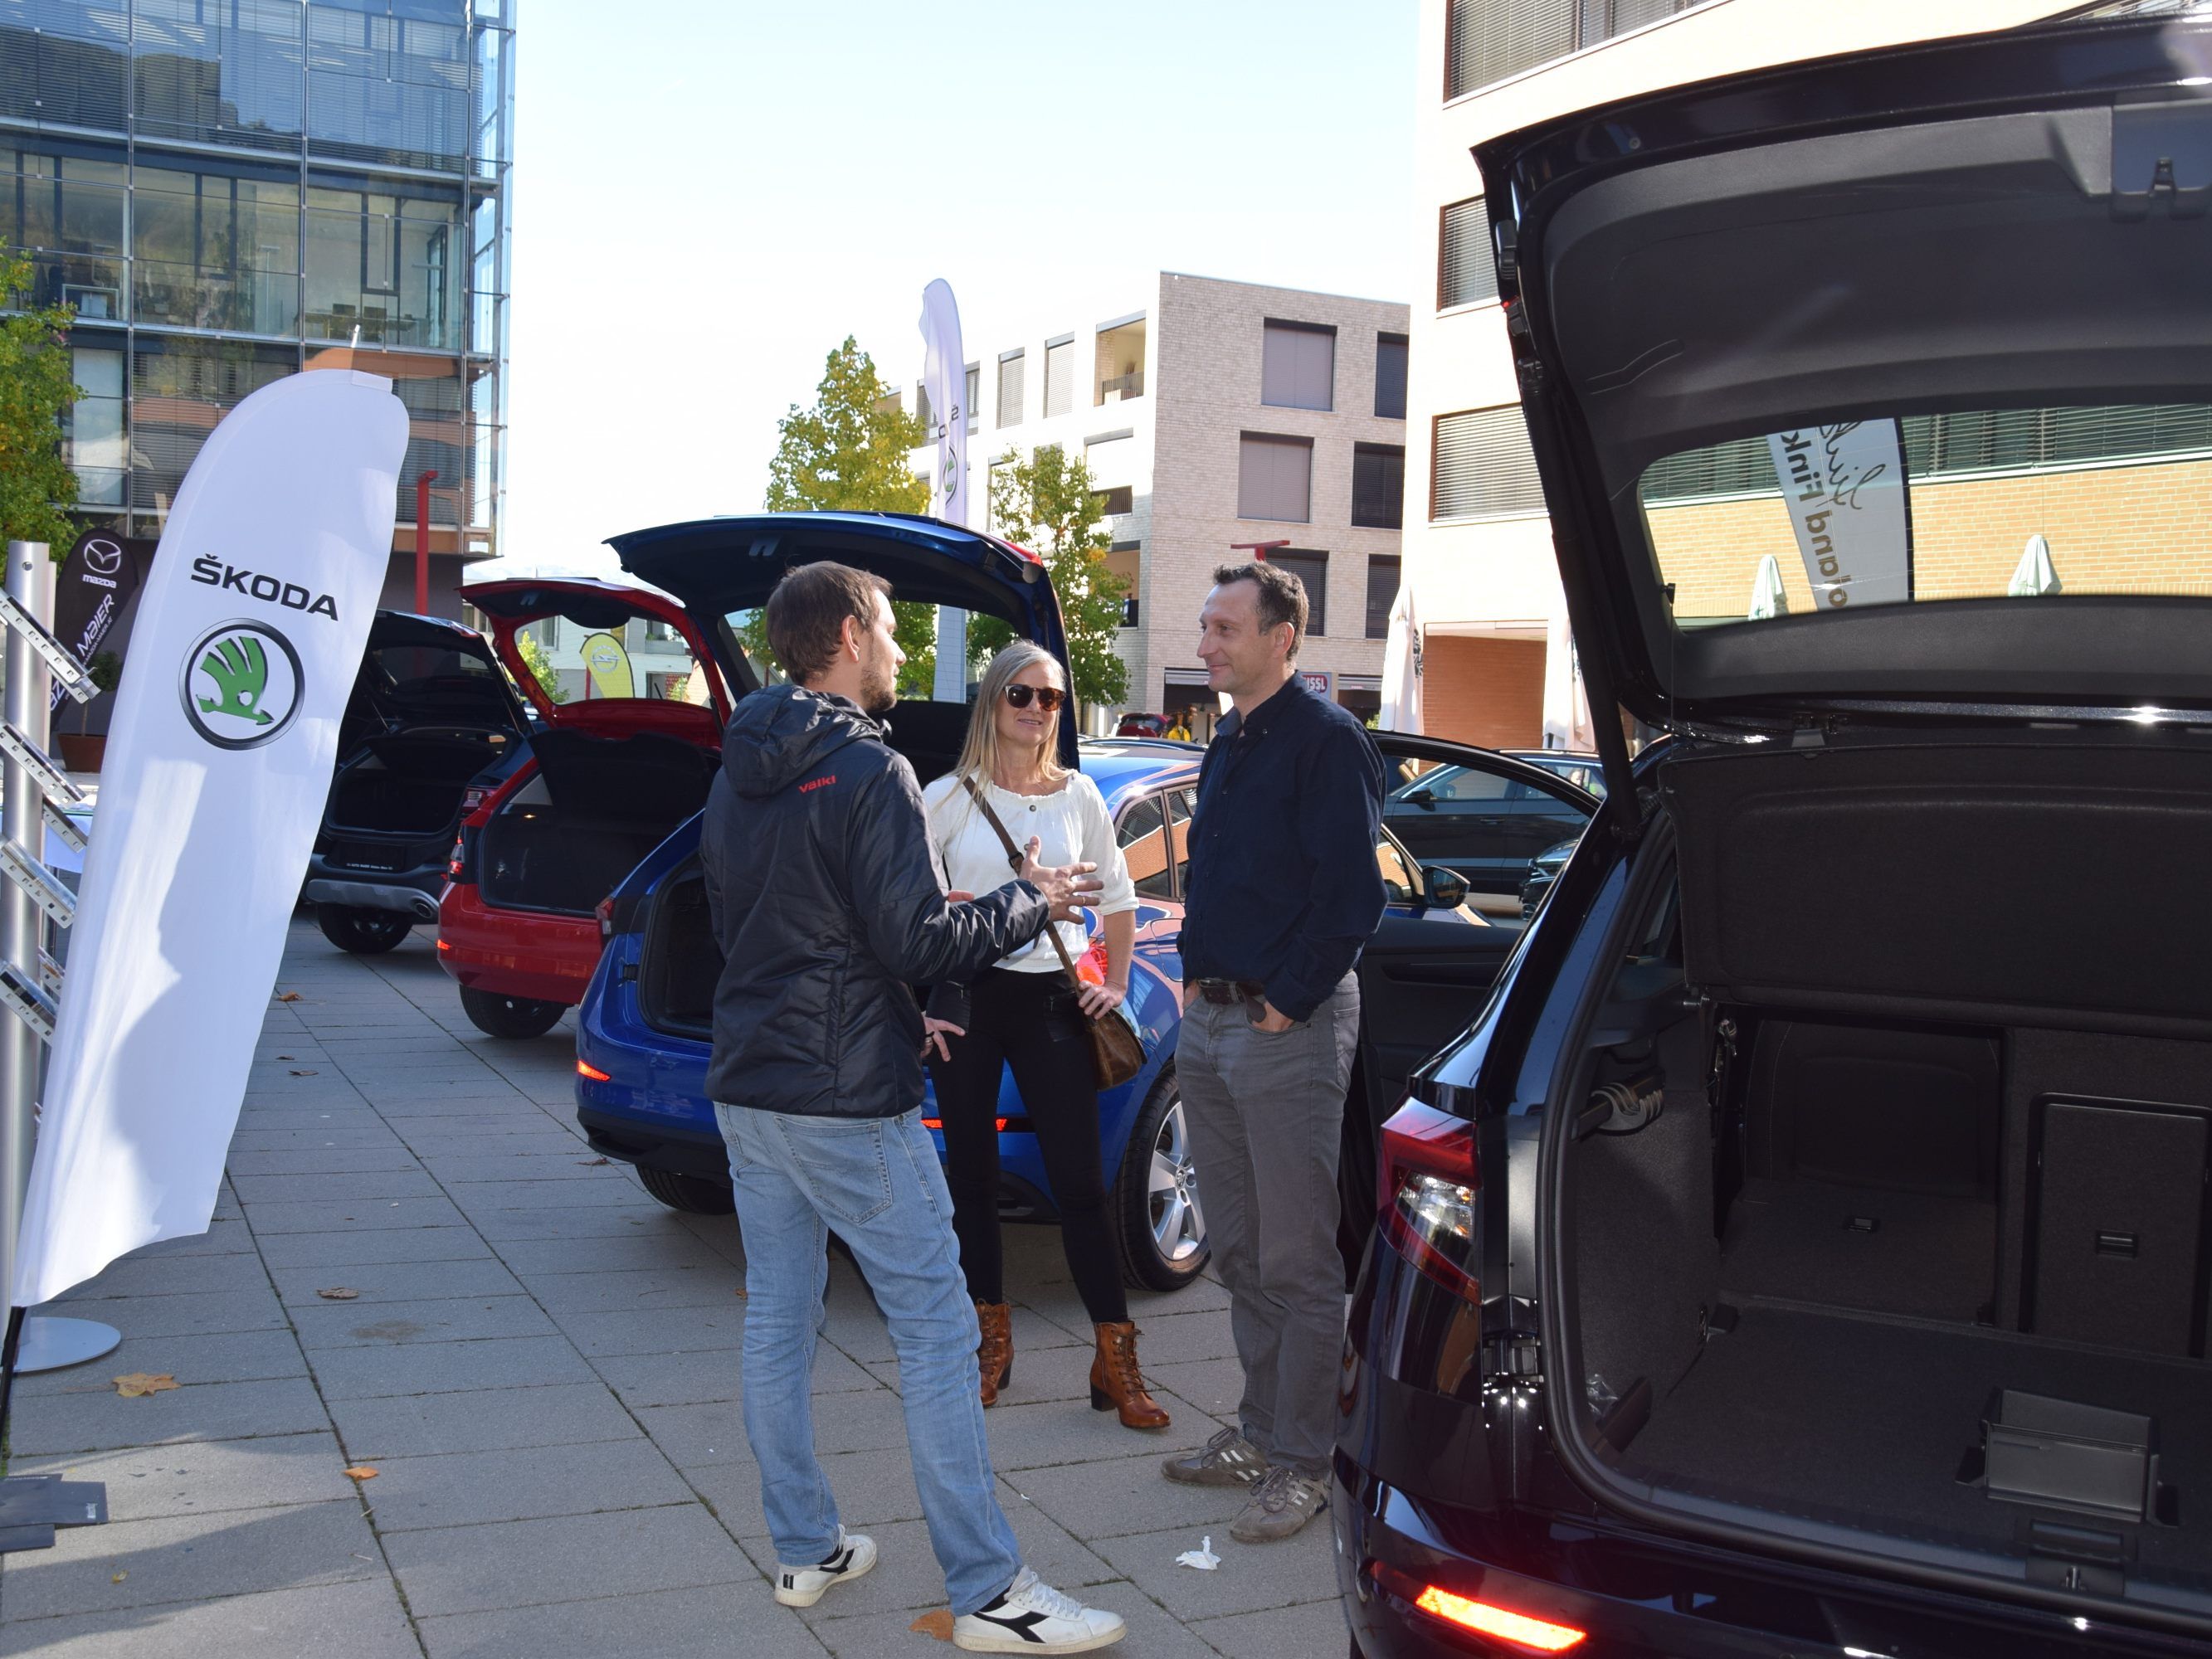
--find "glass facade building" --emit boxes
[0,0,514,595]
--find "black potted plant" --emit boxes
[56,649,120,773]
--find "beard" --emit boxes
[859,645,899,717]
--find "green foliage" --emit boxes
[516,631,568,704]
[981,445,1130,708]
[76,648,121,734]
[0,255,81,556]
[761,338,938,694]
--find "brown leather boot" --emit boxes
[1089,1321,1170,1430]
[975,1301,1012,1408]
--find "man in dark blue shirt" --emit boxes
[1159,561,1386,1543]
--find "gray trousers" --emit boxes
[1175,973,1359,1477]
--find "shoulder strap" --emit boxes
[961,776,1084,983]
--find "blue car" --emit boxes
[568,513,1600,1289]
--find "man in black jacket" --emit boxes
[701,562,1125,1653]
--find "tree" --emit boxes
[756,337,938,693]
[981,445,1129,708]
[0,255,81,555]
[516,631,568,703]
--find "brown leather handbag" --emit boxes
[962,778,1146,1089]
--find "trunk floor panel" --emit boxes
[1620,1302,2210,1591]
[1719,1177,1996,1323]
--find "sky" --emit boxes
[501,0,1418,573]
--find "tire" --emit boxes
[1111,1064,1210,1292]
[638,1165,735,1215]
[316,904,415,956]
[457,984,568,1039]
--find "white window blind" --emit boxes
[1431,406,1545,520]
[1044,337,1075,419]
[1261,321,1335,411]
[1445,0,1574,99]
[1439,198,1497,310]
[996,352,1025,427]
[1238,433,1312,523]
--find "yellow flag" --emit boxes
[579,630,634,699]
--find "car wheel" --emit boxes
[1112,1065,1210,1292]
[638,1165,735,1215]
[457,984,568,1039]
[316,905,415,956]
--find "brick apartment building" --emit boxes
[905,272,1410,734]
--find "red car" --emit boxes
[437,576,730,1037]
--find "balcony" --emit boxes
[1099,371,1143,402]
[1094,317,1147,406]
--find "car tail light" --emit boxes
[576,1058,611,1082]
[1372,1565,1586,1653]
[1376,1099,1481,1306]
[595,897,616,941]
[436,938,451,953]
[448,835,465,878]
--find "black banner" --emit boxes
[50,530,154,713]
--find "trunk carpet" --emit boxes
[1718,1177,1996,1323]
[1621,1301,2211,1591]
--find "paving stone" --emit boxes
[1143,1357,1248,1422]
[288,1292,559,1350]
[11,1432,357,1522]
[638,1388,905,1471]
[236,1195,470,1234]
[229,1170,446,1204]
[44,1291,285,1340]
[550,1305,746,1358]
[420,1150,633,1183]
[388,1115,577,1141]
[44,1251,270,1302]
[982,1392,1215,1472]
[519,1264,742,1314]
[1004,1449,1253,1542]
[382,1504,753,1617]
[0,1577,420,1659]
[684,1445,923,1535]
[415,1582,826,1659]
[79,1219,254,1261]
[1193,1599,1360,1659]
[490,1233,733,1277]
[252,1226,494,1269]
[270,1257,525,1307]
[307,1333,598,1400]
[13,1330,305,1398]
[0,1499,379,1621]
[222,1146,425,1176]
[449,1176,649,1213]
[1089,1520,1340,1621]
[362,1435,692,1531]
[330,1380,644,1459]
[1120,1306,1245,1365]
[467,1204,671,1242]
[7,1377,334,1457]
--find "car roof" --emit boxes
[1079,739,1201,801]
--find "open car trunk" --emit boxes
[329,732,507,836]
[1561,738,2212,1613]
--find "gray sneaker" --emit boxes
[1228,1466,1328,1543]
[1161,1425,1267,1487]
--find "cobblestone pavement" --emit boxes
[0,918,1351,1657]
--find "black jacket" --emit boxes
[699,684,1050,1117]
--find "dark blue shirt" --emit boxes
[1180,676,1387,1021]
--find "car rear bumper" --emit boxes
[305,874,443,921]
[436,882,599,1005]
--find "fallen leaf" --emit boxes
[316,1287,359,1301]
[733,1286,747,1297]
[276,1054,295,1061]
[112,1373,178,1398]
[110,1571,126,1584]
[289,1069,318,1077]
[343,1466,378,1481]
[275,991,300,1003]
[909,1609,954,1642]
[577,1156,609,1165]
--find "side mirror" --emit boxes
[1405,787,1436,809]
[1423,866,1469,910]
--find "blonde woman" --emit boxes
[920,642,1167,1430]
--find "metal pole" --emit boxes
[0,540,51,1323]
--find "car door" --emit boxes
[1340,737,1598,1279]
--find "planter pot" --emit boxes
[56,734,105,774]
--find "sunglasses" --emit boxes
[1004,683,1067,713]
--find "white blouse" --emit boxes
[920,770,1138,974]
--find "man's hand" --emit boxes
[920,1016,964,1062]
[1019,835,1103,925]
[1248,998,1296,1034]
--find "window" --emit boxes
[1261,320,1335,411]
[996,350,1025,427]
[66,346,125,507]
[1352,444,1405,529]
[1431,406,1545,520]
[1365,556,1402,640]
[1095,316,1146,403]
[1238,433,1313,523]
[1095,485,1133,515]
[1118,792,1173,900]
[1444,0,1695,100]
[1267,549,1328,636]
[1044,335,1075,418]
[965,363,980,433]
[1375,332,1408,420]
[1166,787,1196,897]
[1440,197,1497,310]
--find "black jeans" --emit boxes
[926,967,1128,1326]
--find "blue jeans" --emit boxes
[714,1103,1022,1617]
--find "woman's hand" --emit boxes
[1077,979,1128,1020]
[920,1016,964,1062]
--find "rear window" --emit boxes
[371,645,499,696]
[1640,403,2212,628]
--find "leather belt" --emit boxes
[1193,978,1266,1005]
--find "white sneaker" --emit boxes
[953,1567,1126,1652]
[772,1526,876,1608]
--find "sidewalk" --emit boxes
[0,918,1348,1657]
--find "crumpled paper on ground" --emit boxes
[1175,1535,1220,1570]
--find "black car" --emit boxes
[305,611,533,954]
[1339,18,2212,1659]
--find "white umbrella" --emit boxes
[2008,533,2062,596]
[1747,553,1790,620]
[1378,583,1422,735]
[1542,610,1595,752]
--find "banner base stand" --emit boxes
[0,1474,109,1553]
[13,1316,120,1374]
